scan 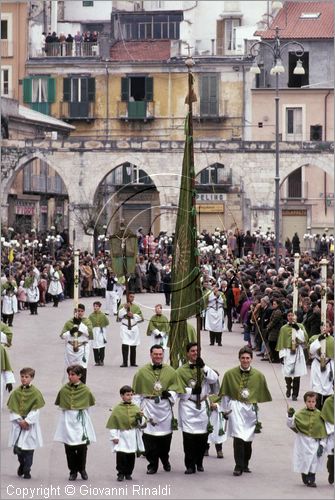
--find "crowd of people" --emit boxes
[1,225,334,488]
[40,30,99,57]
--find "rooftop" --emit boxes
[256,1,334,39]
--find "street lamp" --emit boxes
[249,26,305,270]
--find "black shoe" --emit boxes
[17,466,24,477]
[125,475,132,480]
[146,468,157,475]
[23,472,31,479]
[197,465,204,472]
[233,467,243,476]
[120,363,128,367]
[301,473,308,485]
[185,468,195,474]
[218,343,222,346]
[286,389,291,398]
[328,472,334,485]
[306,482,317,488]
[163,462,171,472]
[243,467,252,473]
[117,474,124,482]
[69,472,77,481]
[131,364,138,367]
[80,470,88,480]
[292,395,298,401]
[204,449,209,457]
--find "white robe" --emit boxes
[1,370,15,409]
[109,428,145,454]
[220,396,257,442]
[178,366,219,434]
[309,338,334,396]
[324,421,334,455]
[105,290,120,316]
[54,409,96,445]
[8,410,43,450]
[133,392,177,436]
[207,403,228,445]
[279,328,307,378]
[48,268,63,296]
[91,326,107,350]
[149,329,169,350]
[61,322,91,369]
[118,307,142,346]
[205,293,225,333]
[287,415,326,474]
[2,294,18,315]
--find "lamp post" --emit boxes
[249,26,305,270]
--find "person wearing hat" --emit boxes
[88,301,109,366]
[60,304,93,383]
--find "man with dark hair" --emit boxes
[118,293,143,367]
[132,345,183,474]
[176,342,219,474]
[60,304,93,384]
[89,301,109,366]
[219,346,272,476]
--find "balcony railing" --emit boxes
[29,41,100,58]
[1,40,13,57]
[117,101,155,121]
[281,181,308,200]
[60,101,95,121]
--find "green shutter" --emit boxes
[87,77,95,102]
[63,78,71,102]
[23,78,32,103]
[121,77,129,101]
[200,75,209,115]
[145,77,153,101]
[47,78,56,103]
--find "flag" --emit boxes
[169,94,203,368]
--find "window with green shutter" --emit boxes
[23,77,55,115]
[200,74,219,117]
[23,78,32,103]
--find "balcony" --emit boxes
[1,40,13,57]
[196,168,233,193]
[281,181,308,201]
[118,101,155,122]
[28,42,100,58]
[60,101,95,122]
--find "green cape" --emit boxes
[294,408,327,438]
[321,395,334,425]
[133,363,185,396]
[55,382,95,410]
[7,385,45,416]
[276,323,308,351]
[146,314,170,336]
[117,303,143,321]
[0,321,13,346]
[175,363,205,388]
[88,311,109,328]
[106,402,141,430]
[0,344,12,371]
[61,317,93,340]
[309,335,334,358]
[219,366,272,404]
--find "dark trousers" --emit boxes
[52,295,59,307]
[268,340,279,362]
[93,347,105,365]
[182,432,208,471]
[64,444,87,473]
[233,437,252,471]
[116,451,135,476]
[209,331,222,346]
[226,308,233,332]
[285,376,300,398]
[29,302,38,315]
[316,393,331,411]
[2,313,13,326]
[121,344,136,366]
[164,292,171,306]
[18,449,34,474]
[327,455,334,484]
[142,433,172,471]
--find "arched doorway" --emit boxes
[280,164,334,250]
[93,162,160,237]
[6,157,69,233]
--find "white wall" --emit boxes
[64,0,113,21]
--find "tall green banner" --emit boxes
[169,98,203,368]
